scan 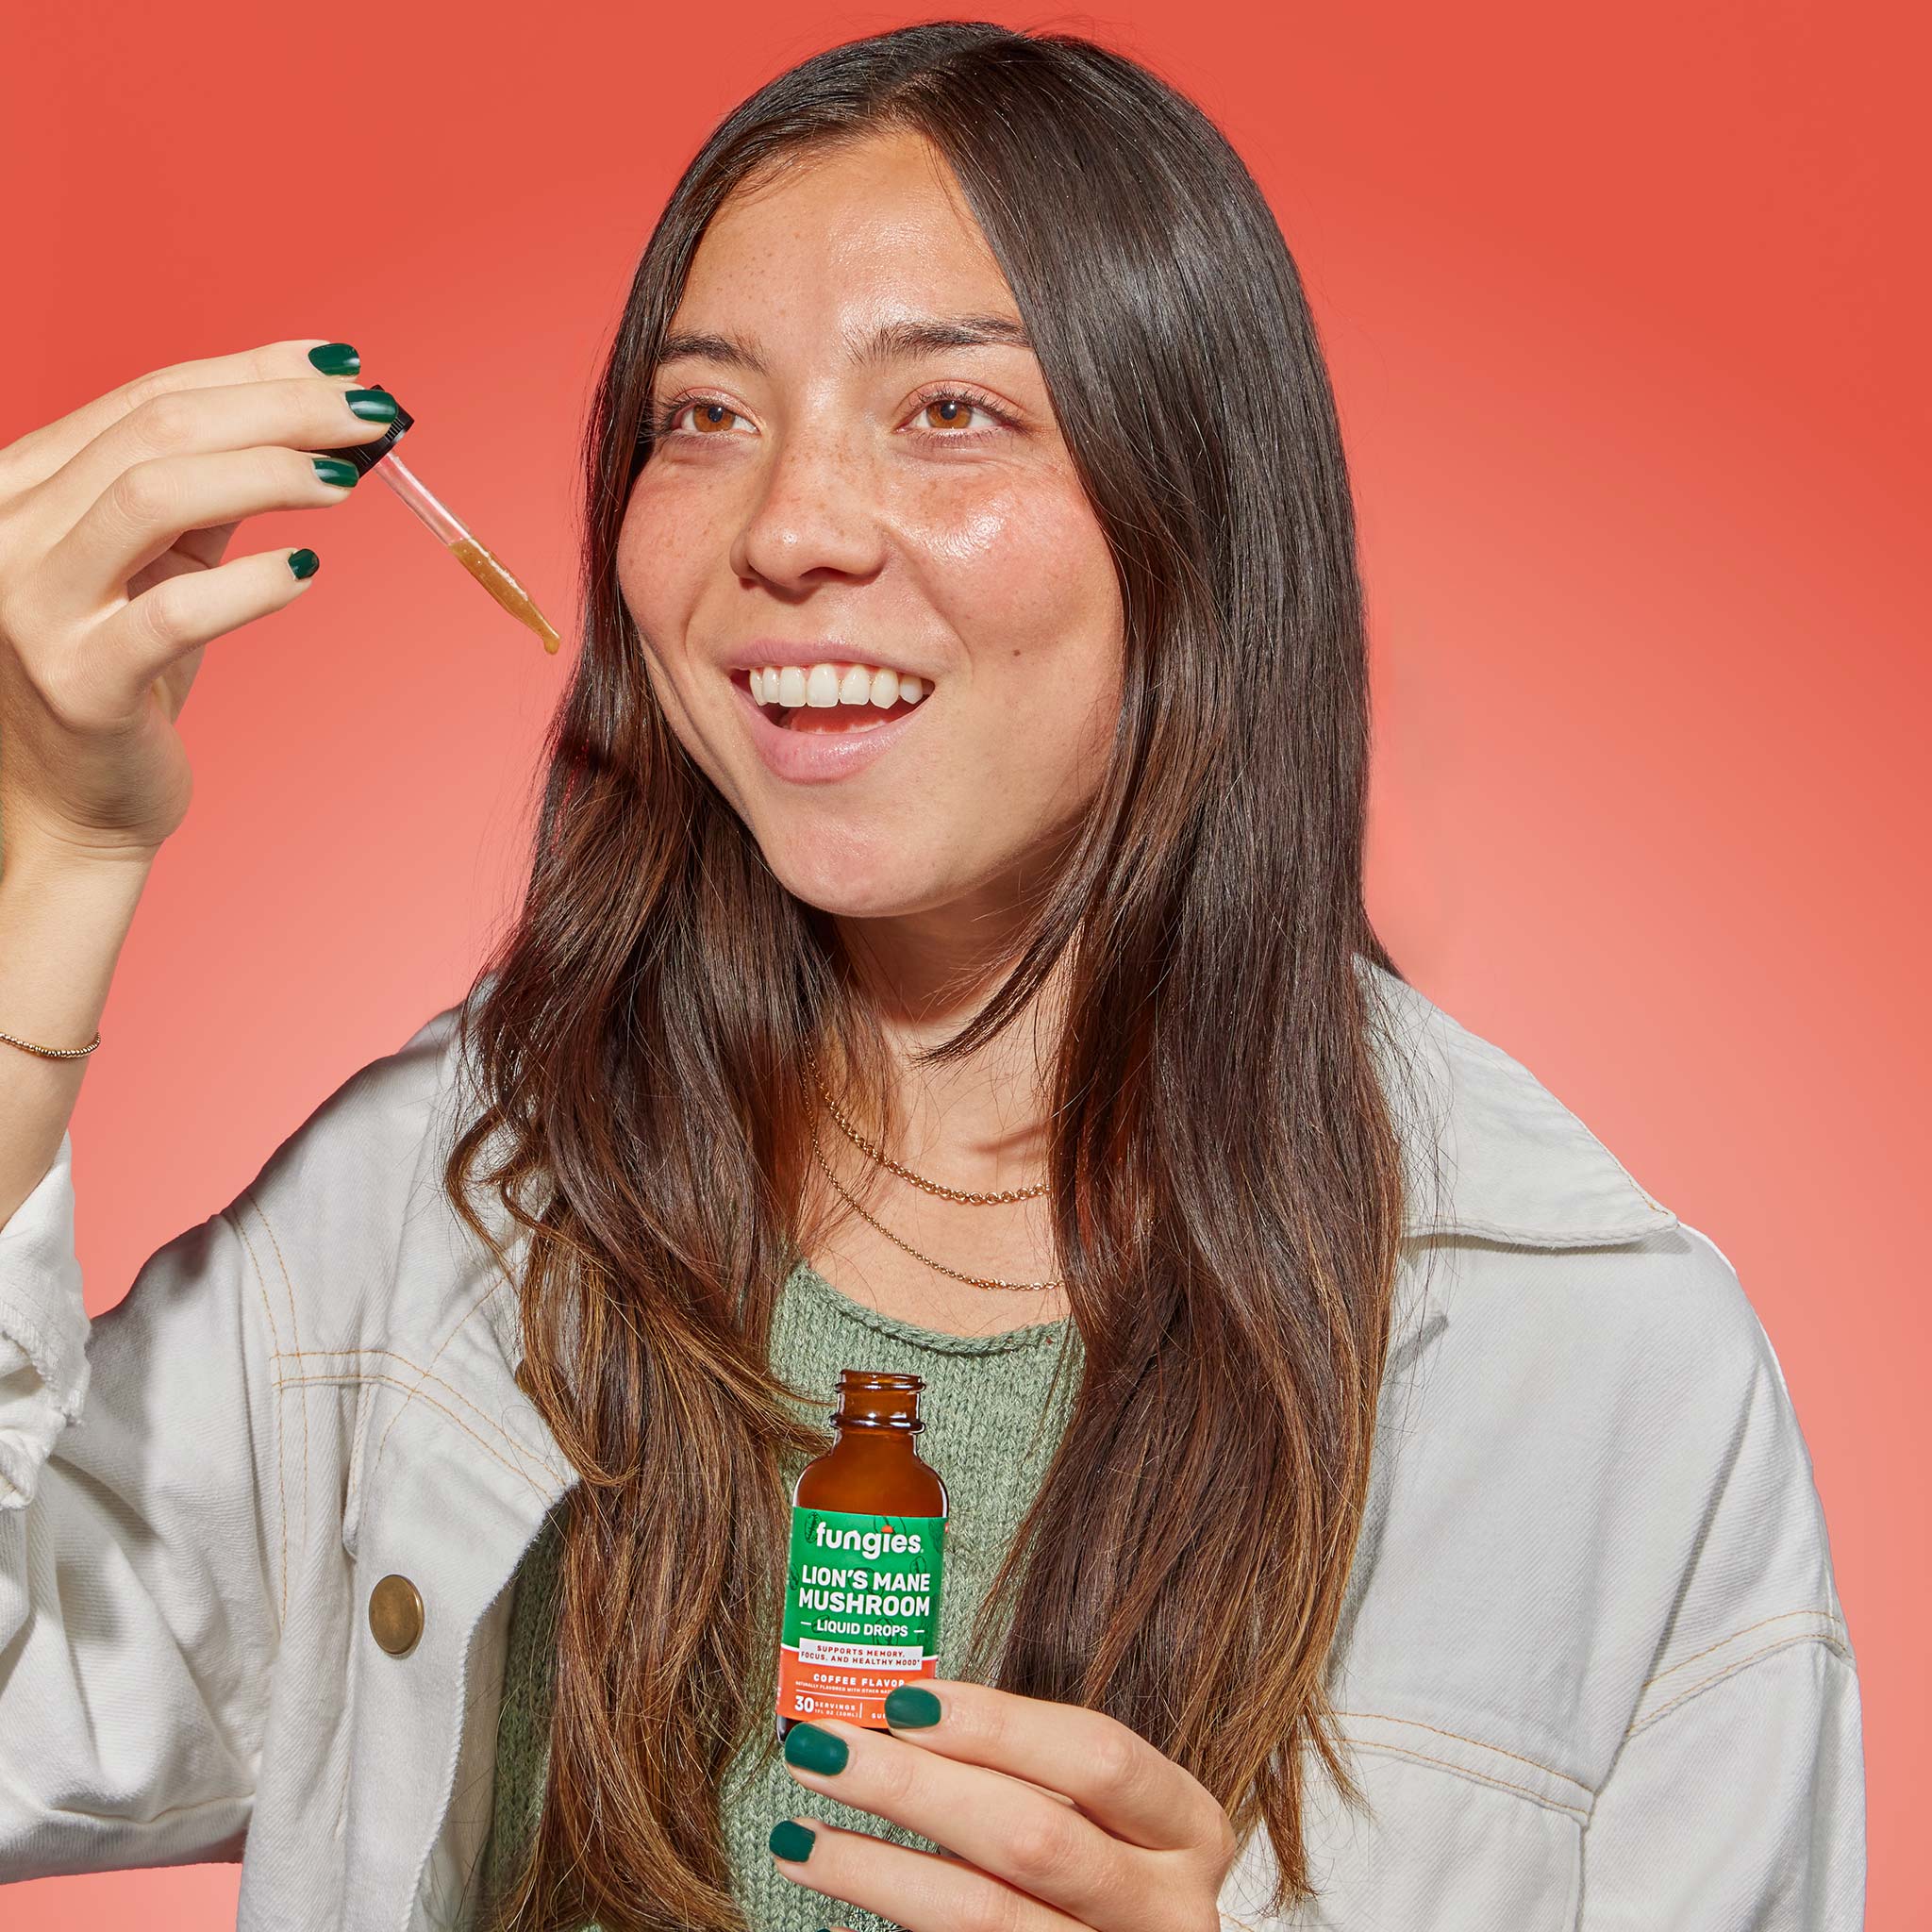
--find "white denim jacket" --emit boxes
[0,963,1864,1930]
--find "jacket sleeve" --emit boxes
[0,1125,284,1878]
[1575,1231,1867,1930]
[1576,1638,1864,1930]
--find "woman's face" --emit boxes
[616,129,1124,925]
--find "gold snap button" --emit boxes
[368,1574,425,1657]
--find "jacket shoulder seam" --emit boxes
[1625,1626,1857,1740]
[1638,1605,1849,1695]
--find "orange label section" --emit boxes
[776,1644,939,1728]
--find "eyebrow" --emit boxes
[654,313,1034,376]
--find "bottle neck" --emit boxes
[832,1419,921,1454]
[828,1370,924,1438]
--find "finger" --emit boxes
[785,1718,1158,1928]
[75,545,322,720]
[769,1812,1089,1932]
[161,517,243,576]
[1,339,361,495]
[31,374,390,562]
[38,442,357,622]
[882,1680,1223,1855]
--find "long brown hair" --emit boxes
[450,20,1414,1928]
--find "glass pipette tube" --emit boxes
[373,453,562,655]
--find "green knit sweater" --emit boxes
[473,1258,1083,1932]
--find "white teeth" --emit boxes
[746,661,930,708]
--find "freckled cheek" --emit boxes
[618,486,711,617]
[615,490,722,708]
[904,485,1121,811]
[901,482,1109,652]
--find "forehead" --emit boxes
[671,129,1016,339]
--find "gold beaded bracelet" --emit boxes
[0,1027,102,1059]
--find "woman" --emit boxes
[0,20,1862,1932]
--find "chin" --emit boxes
[755,833,941,921]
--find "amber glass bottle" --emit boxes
[775,1370,948,1740]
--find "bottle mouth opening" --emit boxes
[833,1368,925,1428]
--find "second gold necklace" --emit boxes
[803,1044,1061,1294]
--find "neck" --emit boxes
[830,877,1067,1194]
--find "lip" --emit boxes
[731,673,929,785]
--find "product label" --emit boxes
[776,1507,946,1727]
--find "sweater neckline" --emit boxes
[786,1257,1074,1357]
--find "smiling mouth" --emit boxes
[730,672,927,730]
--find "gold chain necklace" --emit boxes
[805,1042,1049,1206]
[805,1091,1063,1296]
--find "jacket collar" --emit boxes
[1358,958,1679,1247]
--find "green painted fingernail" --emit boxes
[310,457,359,488]
[344,388,397,423]
[769,1818,816,1863]
[287,548,320,580]
[308,342,360,375]
[883,1684,941,1727]
[783,1722,848,1776]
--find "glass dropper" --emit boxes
[316,387,562,656]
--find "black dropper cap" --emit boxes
[315,387,414,475]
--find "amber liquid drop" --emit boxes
[447,535,561,654]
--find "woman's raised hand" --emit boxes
[771,1677,1241,1932]
[0,339,390,866]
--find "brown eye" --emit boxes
[923,396,978,431]
[657,399,743,438]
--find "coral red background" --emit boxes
[3,2,1922,1924]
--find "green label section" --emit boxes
[781,1507,946,1654]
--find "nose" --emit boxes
[729,422,887,591]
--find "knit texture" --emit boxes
[473,1257,1083,1931]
